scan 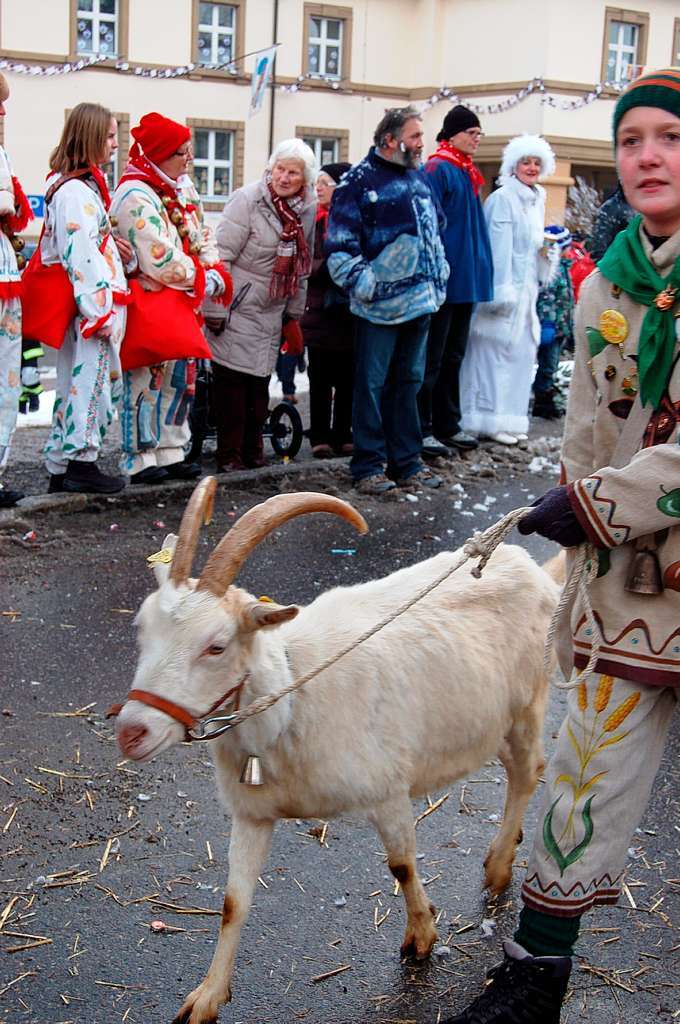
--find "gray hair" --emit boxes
[373,106,421,148]
[268,138,318,184]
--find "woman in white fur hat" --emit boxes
[460,134,556,444]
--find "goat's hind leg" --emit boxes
[369,794,437,960]
[483,700,546,896]
[173,816,274,1024]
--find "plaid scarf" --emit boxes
[266,171,311,300]
[428,140,485,196]
[598,215,680,409]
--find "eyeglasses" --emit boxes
[464,129,484,139]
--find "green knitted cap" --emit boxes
[613,67,680,140]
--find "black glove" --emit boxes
[517,484,587,547]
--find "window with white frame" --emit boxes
[303,135,339,166]
[674,20,680,65]
[606,20,640,83]
[75,0,118,57]
[308,16,343,78]
[196,2,237,65]
[193,128,233,201]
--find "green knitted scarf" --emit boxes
[598,215,680,409]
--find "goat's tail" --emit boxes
[542,550,566,586]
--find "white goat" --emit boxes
[115,479,562,1024]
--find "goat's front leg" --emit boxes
[369,794,437,960]
[173,816,274,1024]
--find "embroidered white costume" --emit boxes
[111,169,219,476]
[42,173,127,476]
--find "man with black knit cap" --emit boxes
[420,105,493,456]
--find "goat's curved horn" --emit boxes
[197,492,368,596]
[169,476,217,587]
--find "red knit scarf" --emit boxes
[0,171,34,298]
[266,172,311,300]
[428,141,485,196]
[118,147,230,307]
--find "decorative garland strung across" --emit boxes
[0,43,279,80]
[279,75,628,114]
[0,55,628,112]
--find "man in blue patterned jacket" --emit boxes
[325,107,449,495]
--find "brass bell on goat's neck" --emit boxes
[625,534,664,595]
[240,754,263,786]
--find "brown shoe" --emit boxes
[312,444,334,459]
[353,473,397,495]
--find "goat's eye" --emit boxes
[204,644,226,657]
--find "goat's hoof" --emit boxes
[400,923,438,961]
[483,857,512,896]
[172,984,231,1024]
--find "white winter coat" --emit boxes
[460,175,549,436]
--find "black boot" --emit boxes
[532,391,564,420]
[0,486,24,508]
[443,940,571,1024]
[129,466,169,485]
[48,473,66,493]
[63,461,126,494]
[164,459,202,480]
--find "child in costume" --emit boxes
[42,103,129,495]
[444,67,680,1024]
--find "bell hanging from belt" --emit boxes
[239,754,263,786]
[624,534,664,594]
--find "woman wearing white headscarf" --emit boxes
[460,134,556,444]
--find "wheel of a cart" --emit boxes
[269,400,304,458]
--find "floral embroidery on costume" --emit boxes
[542,676,640,875]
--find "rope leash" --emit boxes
[545,542,602,690]
[207,505,602,732]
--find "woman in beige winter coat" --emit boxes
[204,138,317,470]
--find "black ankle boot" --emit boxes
[63,461,126,494]
[444,940,571,1024]
[532,391,564,420]
[48,473,66,494]
[0,486,24,508]
[164,460,202,480]
[129,466,168,485]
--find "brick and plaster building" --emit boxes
[1,0,678,234]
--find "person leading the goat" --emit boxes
[444,67,680,1024]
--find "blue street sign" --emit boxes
[28,194,45,218]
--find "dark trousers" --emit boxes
[418,302,474,438]
[211,361,270,468]
[276,349,306,396]
[307,346,353,449]
[533,339,561,396]
[351,314,429,483]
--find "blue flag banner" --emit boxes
[249,46,277,118]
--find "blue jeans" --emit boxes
[351,314,430,482]
[533,338,561,395]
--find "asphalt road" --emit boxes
[0,454,677,1024]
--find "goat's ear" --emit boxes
[240,600,299,632]
[150,534,179,586]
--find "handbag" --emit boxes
[21,232,78,349]
[120,280,212,370]
[22,170,100,350]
